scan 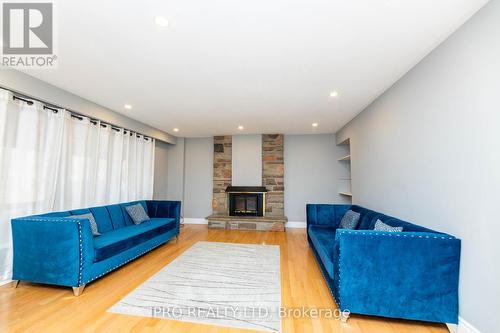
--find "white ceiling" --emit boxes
[23,0,488,137]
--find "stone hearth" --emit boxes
[207,214,287,231]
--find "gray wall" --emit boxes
[0,69,176,144]
[154,137,213,219]
[183,138,213,218]
[336,1,500,331]
[284,134,350,222]
[153,138,185,216]
[153,141,170,199]
[166,138,185,202]
[232,135,262,186]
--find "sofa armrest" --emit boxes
[146,200,182,226]
[11,217,94,287]
[335,229,460,324]
[306,204,351,229]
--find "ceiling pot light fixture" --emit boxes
[238,125,244,130]
[154,16,169,28]
[124,104,132,110]
[173,128,179,132]
[330,91,339,98]
[312,123,319,127]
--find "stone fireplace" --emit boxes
[207,134,287,231]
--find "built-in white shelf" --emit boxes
[337,137,352,203]
[337,138,350,146]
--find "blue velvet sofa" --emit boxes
[306,204,461,326]
[11,200,181,296]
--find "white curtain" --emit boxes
[0,88,155,283]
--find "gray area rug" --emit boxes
[109,241,281,332]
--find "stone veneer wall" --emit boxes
[262,134,285,217]
[212,136,232,215]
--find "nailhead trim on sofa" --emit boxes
[335,229,455,311]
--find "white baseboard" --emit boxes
[182,218,208,225]
[0,279,12,287]
[285,221,306,229]
[458,317,481,333]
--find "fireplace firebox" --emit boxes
[226,186,267,217]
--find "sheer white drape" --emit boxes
[0,88,155,283]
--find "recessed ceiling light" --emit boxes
[330,91,339,98]
[124,104,132,110]
[173,128,179,132]
[312,123,319,127]
[238,125,244,130]
[154,16,169,28]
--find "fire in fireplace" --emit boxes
[226,186,267,217]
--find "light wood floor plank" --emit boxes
[0,225,448,333]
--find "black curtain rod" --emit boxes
[43,105,59,113]
[13,95,34,105]
[7,88,152,141]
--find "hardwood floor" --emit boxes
[0,225,448,333]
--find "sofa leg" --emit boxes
[72,285,86,296]
[12,280,19,288]
[446,323,457,333]
[175,235,179,242]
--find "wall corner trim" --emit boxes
[457,317,482,333]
